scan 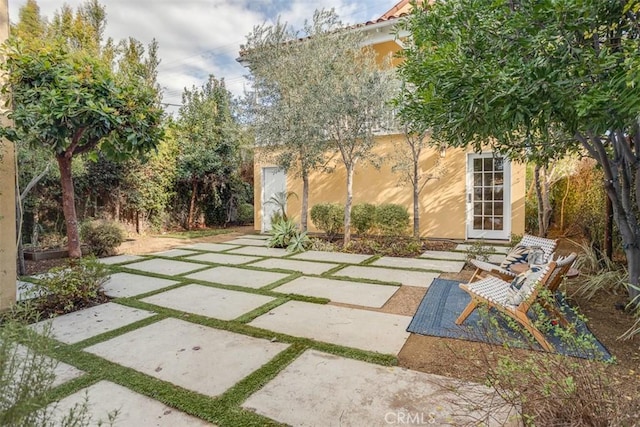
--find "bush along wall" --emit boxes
[310,202,410,238]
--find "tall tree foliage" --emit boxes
[244,9,396,243]
[399,0,640,301]
[176,76,244,230]
[1,0,164,258]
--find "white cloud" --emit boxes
[7,0,396,112]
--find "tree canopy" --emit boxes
[1,0,164,257]
[243,9,396,240]
[399,0,640,299]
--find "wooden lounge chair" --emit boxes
[468,234,558,282]
[456,262,557,351]
[536,252,578,328]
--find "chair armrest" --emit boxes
[469,259,517,281]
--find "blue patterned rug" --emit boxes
[407,278,612,360]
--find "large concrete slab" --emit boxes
[141,284,276,320]
[243,350,515,427]
[239,234,270,240]
[102,272,179,298]
[273,276,399,308]
[185,252,260,265]
[185,266,290,289]
[332,266,438,288]
[455,244,511,254]
[372,256,465,273]
[52,380,212,426]
[148,248,199,258]
[248,258,339,275]
[84,318,289,397]
[53,360,84,388]
[124,259,204,276]
[227,246,289,258]
[225,238,269,247]
[98,254,144,265]
[31,303,155,344]
[13,345,83,388]
[420,250,468,261]
[249,301,411,354]
[290,250,372,264]
[179,242,239,252]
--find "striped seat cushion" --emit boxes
[499,245,530,269]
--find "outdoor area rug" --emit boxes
[407,278,612,360]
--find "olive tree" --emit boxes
[243,9,396,243]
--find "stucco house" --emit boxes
[246,0,526,240]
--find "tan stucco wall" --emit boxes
[0,0,17,311]
[254,135,526,240]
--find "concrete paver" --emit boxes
[141,284,276,320]
[84,318,289,397]
[273,276,399,308]
[249,301,411,354]
[179,242,239,252]
[372,256,465,273]
[455,244,511,254]
[13,345,83,388]
[227,246,289,258]
[248,258,339,275]
[124,258,204,276]
[332,265,438,287]
[239,234,270,240]
[290,250,372,264]
[148,248,199,257]
[242,349,515,427]
[52,381,212,426]
[102,272,178,298]
[185,252,260,265]
[98,254,144,265]
[31,303,155,344]
[225,238,269,247]
[185,266,290,289]
[420,250,468,261]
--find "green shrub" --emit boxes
[267,218,310,253]
[0,317,98,426]
[375,204,409,236]
[80,219,125,256]
[351,203,376,235]
[310,203,343,238]
[29,256,110,314]
[464,239,496,263]
[237,203,254,225]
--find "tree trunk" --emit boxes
[541,168,553,237]
[301,170,309,232]
[604,195,613,261]
[413,158,420,239]
[559,175,570,232]
[344,164,354,246]
[625,246,640,301]
[187,179,198,230]
[15,192,25,275]
[534,164,545,236]
[56,154,82,258]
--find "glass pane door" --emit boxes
[467,154,510,239]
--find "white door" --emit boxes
[466,153,511,240]
[261,167,286,232]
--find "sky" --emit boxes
[7,0,397,112]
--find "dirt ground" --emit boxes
[25,229,640,400]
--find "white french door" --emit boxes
[466,153,511,240]
[261,167,286,232]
